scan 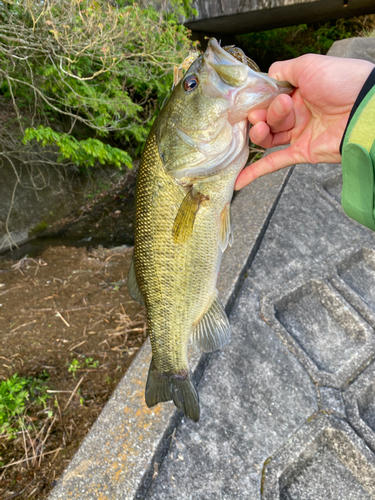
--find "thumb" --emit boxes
[268,54,320,88]
[268,59,297,85]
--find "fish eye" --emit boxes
[184,75,199,92]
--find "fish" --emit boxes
[127,38,294,422]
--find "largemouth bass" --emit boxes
[128,38,293,422]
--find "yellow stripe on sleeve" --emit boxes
[349,92,375,153]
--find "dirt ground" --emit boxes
[0,244,146,499]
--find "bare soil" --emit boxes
[0,245,146,499]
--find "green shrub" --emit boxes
[0,373,52,440]
[237,16,375,71]
[0,0,195,170]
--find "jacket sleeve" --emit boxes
[341,67,375,230]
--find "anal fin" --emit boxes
[219,202,233,252]
[173,186,207,244]
[192,292,231,353]
[127,255,145,305]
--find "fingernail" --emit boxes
[274,99,285,115]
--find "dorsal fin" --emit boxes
[173,187,207,244]
[192,292,231,353]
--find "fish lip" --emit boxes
[205,38,245,66]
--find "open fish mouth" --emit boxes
[202,38,294,125]
[205,38,294,92]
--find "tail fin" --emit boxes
[145,358,200,422]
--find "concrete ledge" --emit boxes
[48,157,291,500]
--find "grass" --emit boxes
[67,357,100,379]
[0,372,52,442]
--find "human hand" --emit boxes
[235,53,375,190]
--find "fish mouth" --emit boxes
[203,38,294,124]
[205,38,294,91]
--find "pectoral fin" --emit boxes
[219,202,233,252]
[192,292,231,353]
[173,187,207,244]
[127,256,145,305]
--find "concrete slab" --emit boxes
[48,159,291,500]
[186,0,375,36]
[344,360,375,455]
[329,37,375,64]
[261,272,375,388]
[262,414,375,500]
[327,243,375,329]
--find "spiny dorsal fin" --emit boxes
[192,292,231,353]
[219,202,233,252]
[173,187,208,244]
[127,255,145,305]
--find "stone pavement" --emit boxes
[49,37,375,500]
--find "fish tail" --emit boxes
[171,377,200,422]
[145,358,172,407]
[145,358,200,422]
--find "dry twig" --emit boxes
[0,448,63,469]
[63,374,87,412]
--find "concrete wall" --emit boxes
[0,159,83,251]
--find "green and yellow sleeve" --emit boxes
[341,67,375,230]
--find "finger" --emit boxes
[250,121,271,148]
[269,54,327,89]
[248,108,267,125]
[268,59,298,85]
[234,147,298,190]
[250,123,292,149]
[266,94,295,133]
[268,130,293,148]
[268,56,311,87]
